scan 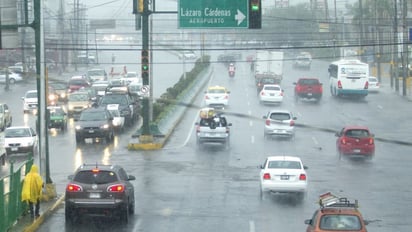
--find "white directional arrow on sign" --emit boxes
[235,9,246,25]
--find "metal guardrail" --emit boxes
[0,158,33,232]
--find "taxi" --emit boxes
[304,192,369,232]
[204,86,230,109]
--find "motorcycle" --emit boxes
[228,66,235,78]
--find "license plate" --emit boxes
[353,149,361,153]
[11,147,18,151]
[88,129,94,133]
[280,175,289,180]
[307,93,312,96]
[270,93,274,96]
[89,193,100,198]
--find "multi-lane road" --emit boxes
[2,47,412,232]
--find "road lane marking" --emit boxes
[312,136,319,145]
[249,220,255,232]
[251,135,255,144]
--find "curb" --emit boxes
[23,194,65,232]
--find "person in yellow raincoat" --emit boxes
[21,164,44,219]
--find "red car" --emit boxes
[68,76,91,93]
[335,126,375,159]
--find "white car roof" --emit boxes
[266,156,302,162]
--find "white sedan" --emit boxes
[259,84,283,104]
[204,86,230,109]
[259,156,308,201]
[368,76,380,92]
[4,126,38,156]
[0,70,23,84]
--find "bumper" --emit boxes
[65,199,127,216]
[261,181,307,193]
[338,146,375,156]
[260,95,283,103]
[5,146,34,154]
[337,89,368,96]
[264,128,294,137]
[297,92,322,99]
[197,133,229,144]
[76,129,111,139]
[205,100,228,107]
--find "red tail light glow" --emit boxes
[341,138,347,144]
[290,120,295,126]
[265,119,270,126]
[66,184,82,192]
[337,80,342,89]
[263,173,271,180]
[107,184,125,192]
[299,174,307,181]
[364,81,369,89]
[196,126,200,133]
[205,95,210,99]
[369,138,374,145]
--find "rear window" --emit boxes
[298,79,319,85]
[74,170,119,184]
[268,161,301,169]
[264,86,280,91]
[269,113,291,121]
[345,129,370,138]
[319,215,362,231]
[208,89,226,94]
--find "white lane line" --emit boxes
[377,105,383,110]
[249,121,253,127]
[251,135,255,144]
[249,220,255,232]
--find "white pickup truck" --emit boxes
[195,108,232,149]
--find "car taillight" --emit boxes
[107,184,125,192]
[341,138,347,144]
[364,81,369,89]
[226,127,230,133]
[280,91,283,96]
[260,91,265,96]
[337,80,342,89]
[369,138,374,145]
[66,184,82,192]
[299,174,306,181]
[205,95,210,99]
[265,119,270,126]
[290,120,295,126]
[196,126,200,133]
[376,82,380,86]
[224,95,229,99]
[263,173,271,180]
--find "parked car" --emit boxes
[304,192,369,232]
[22,90,38,114]
[0,69,23,84]
[259,84,284,104]
[74,107,115,144]
[65,163,136,224]
[293,78,323,102]
[4,126,38,156]
[259,156,308,201]
[335,126,375,160]
[47,106,68,131]
[204,86,230,109]
[195,108,232,149]
[263,110,297,139]
[0,103,12,131]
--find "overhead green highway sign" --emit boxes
[178,0,248,29]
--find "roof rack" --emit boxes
[318,192,358,209]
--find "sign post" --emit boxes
[178,0,248,29]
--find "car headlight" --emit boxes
[75,125,82,130]
[100,124,109,129]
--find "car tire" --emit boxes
[65,207,76,224]
[75,135,83,144]
[9,78,16,84]
[129,200,135,215]
[1,155,5,166]
[120,206,129,224]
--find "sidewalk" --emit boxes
[8,194,65,232]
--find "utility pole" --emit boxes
[402,0,408,96]
[394,0,399,91]
[359,0,364,61]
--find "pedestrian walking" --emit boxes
[21,164,44,219]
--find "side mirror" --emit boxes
[67,174,74,180]
[292,117,297,120]
[195,122,199,126]
[363,220,370,225]
[335,132,340,137]
[293,82,297,85]
[227,123,232,126]
[128,175,136,181]
[259,165,264,169]
[303,165,308,170]
[262,116,267,119]
[370,133,375,137]
[304,219,312,225]
[227,91,231,94]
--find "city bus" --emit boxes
[328,59,369,98]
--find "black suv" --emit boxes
[74,107,114,144]
[65,164,136,224]
[99,90,139,126]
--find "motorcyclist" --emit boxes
[228,63,236,73]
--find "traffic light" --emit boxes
[141,49,149,80]
[249,0,261,29]
[132,0,144,14]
